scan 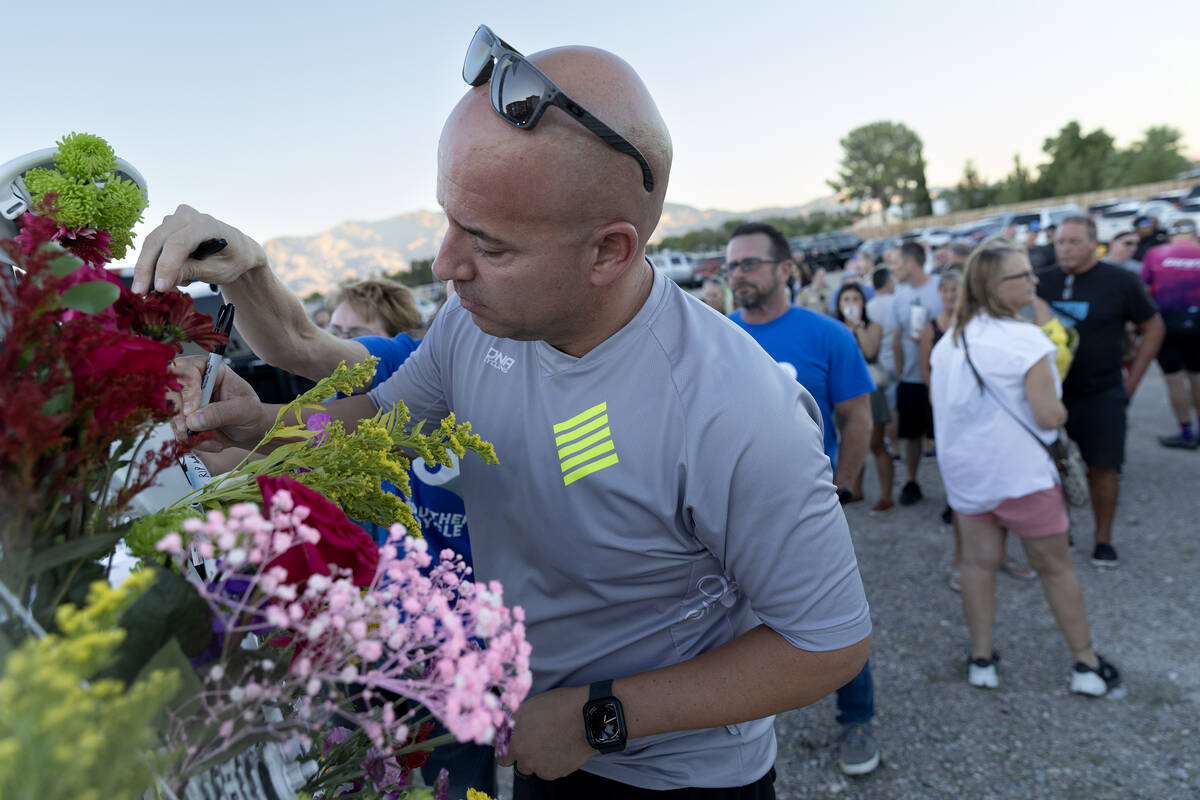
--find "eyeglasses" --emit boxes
[1001,270,1036,283]
[721,258,781,276]
[462,25,655,192]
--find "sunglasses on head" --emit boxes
[463,25,655,192]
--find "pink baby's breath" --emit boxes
[156,493,532,780]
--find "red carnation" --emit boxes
[259,475,380,587]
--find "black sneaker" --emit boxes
[1092,542,1119,568]
[899,481,923,506]
[1071,655,1121,696]
[1159,434,1199,450]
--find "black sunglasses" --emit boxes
[463,25,655,192]
[721,257,781,276]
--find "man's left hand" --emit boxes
[496,685,594,780]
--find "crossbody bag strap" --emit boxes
[960,332,1057,459]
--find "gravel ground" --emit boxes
[495,363,1200,799]
[770,364,1200,799]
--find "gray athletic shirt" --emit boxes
[369,270,871,789]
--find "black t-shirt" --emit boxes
[1036,261,1158,397]
[1028,243,1055,271]
[1134,231,1169,262]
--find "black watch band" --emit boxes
[589,679,614,702]
[583,679,627,754]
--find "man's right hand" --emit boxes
[132,205,268,294]
[171,357,274,452]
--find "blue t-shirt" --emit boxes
[730,307,874,468]
[356,334,472,566]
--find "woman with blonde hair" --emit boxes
[929,238,1119,695]
[328,277,422,339]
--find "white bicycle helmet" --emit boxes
[0,146,148,264]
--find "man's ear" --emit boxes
[589,222,640,287]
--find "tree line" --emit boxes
[651,211,856,254]
[828,119,1192,215]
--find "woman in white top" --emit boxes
[929,238,1119,697]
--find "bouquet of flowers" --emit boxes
[0,134,529,800]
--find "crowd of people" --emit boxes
[127,24,1199,799]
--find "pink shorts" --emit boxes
[957,485,1069,538]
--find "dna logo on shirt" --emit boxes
[552,401,620,487]
[484,346,516,373]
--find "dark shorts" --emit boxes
[869,387,891,425]
[1064,386,1128,470]
[514,767,776,800]
[896,381,933,440]
[1156,329,1200,374]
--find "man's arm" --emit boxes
[220,262,371,380]
[497,627,869,779]
[891,326,904,379]
[1124,314,1165,397]
[134,205,370,379]
[832,392,872,489]
[917,322,935,388]
[172,358,378,451]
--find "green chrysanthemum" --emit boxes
[22,132,147,260]
[53,132,117,182]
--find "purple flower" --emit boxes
[322,726,353,759]
[362,747,403,791]
[306,412,333,445]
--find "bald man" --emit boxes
[138,27,870,797]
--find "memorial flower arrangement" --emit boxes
[0,134,527,799]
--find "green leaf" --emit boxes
[28,531,123,573]
[40,383,74,416]
[49,254,84,276]
[61,280,120,313]
[99,566,213,687]
[32,560,108,631]
[132,636,204,722]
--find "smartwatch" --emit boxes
[836,487,854,505]
[582,679,627,753]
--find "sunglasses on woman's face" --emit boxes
[462,25,655,192]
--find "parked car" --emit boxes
[790,231,862,271]
[951,215,1006,243]
[1040,204,1086,230]
[1168,200,1200,232]
[916,227,953,248]
[650,250,695,285]
[1095,201,1142,242]
[1138,200,1181,226]
[1088,198,1131,218]
[1146,189,1190,209]
[856,236,901,264]
[688,252,725,284]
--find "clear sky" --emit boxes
[5,0,1198,260]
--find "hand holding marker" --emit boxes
[177,238,234,486]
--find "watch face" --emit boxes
[586,702,622,744]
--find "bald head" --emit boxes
[440,45,671,246]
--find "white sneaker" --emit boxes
[968,654,999,689]
[1071,656,1120,697]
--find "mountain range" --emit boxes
[263,198,851,297]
